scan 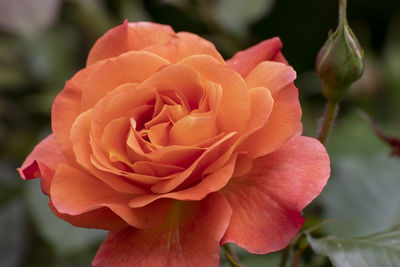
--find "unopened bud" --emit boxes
[316,0,364,103]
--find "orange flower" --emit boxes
[18,21,330,266]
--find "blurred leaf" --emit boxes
[25,179,106,255]
[384,13,400,81]
[0,162,20,187]
[383,12,400,114]
[308,225,400,267]
[159,0,187,9]
[0,0,61,38]
[319,111,400,237]
[213,0,275,36]
[0,162,23,203]
[325,111,389,156]
[320,153,400,237]
[118,0,150,21]
[67,0,114,40]
[0,65,25,88]
[0,198,27,267]
[2,129,45,159]
[25,26,79,84]
[361,112,400,157]
[0,37,26,88]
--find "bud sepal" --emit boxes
[316,0,365,103]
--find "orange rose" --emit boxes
[19,21,330,266]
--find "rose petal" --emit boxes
[272,51,288,64]
[141,63,205,110]
[126,130,203,167]
[50,163,173,229]
[146,105,186,129]
[202,87,275,175]
[52,60,104,161]
[245,61,296,97]
[169,114,218,146]
[236,86,274,149]
[125,129,237,194]
[143,31,225,63]
[148,133,237,195]
[232,153,254,177]
[221,136,330,253]
[81,51,170,110]
[18,134,66,195]
[148,122,171,147]
[101,116,131,167]
[129,153,237,207]
[239,84,301,158]
[179,55,251,133]
[91,154,173,186]
[71,109,145,194]
[49,202,128,230]
[93,192,232,267]
[87,21,175,66]
[90,83,154,144]
[131,160,184,177]
[227,37,284,78]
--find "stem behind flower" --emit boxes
[222,244,243,267]
[317,101,339,144]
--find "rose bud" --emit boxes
[316,0,364,103]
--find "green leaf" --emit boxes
[308,226,400,267]
[320,153,400,238]
[316,111,400,237]
[325,112,387,156]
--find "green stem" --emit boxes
[279,243,292,267]
[291,244,310,267]
[339,0,347,25]
[222,244,243,267]
[317,101,339,144]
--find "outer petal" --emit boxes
[227,37,285,78]
[52,60,104,161]
[50,163,173,229]
[238,61,300,157]
[239,84,301,158]
[245,61,296,97]
[272,51,288,64]
[233,86,274,176]
[81,51,170,110]
[17,134,66,195]
[87,21,175,66]
[92,192,232,267]
[143,32,225,64]
[222,136,330,253]
[49,202,128,230]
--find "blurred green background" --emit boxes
[0,0,399,266]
